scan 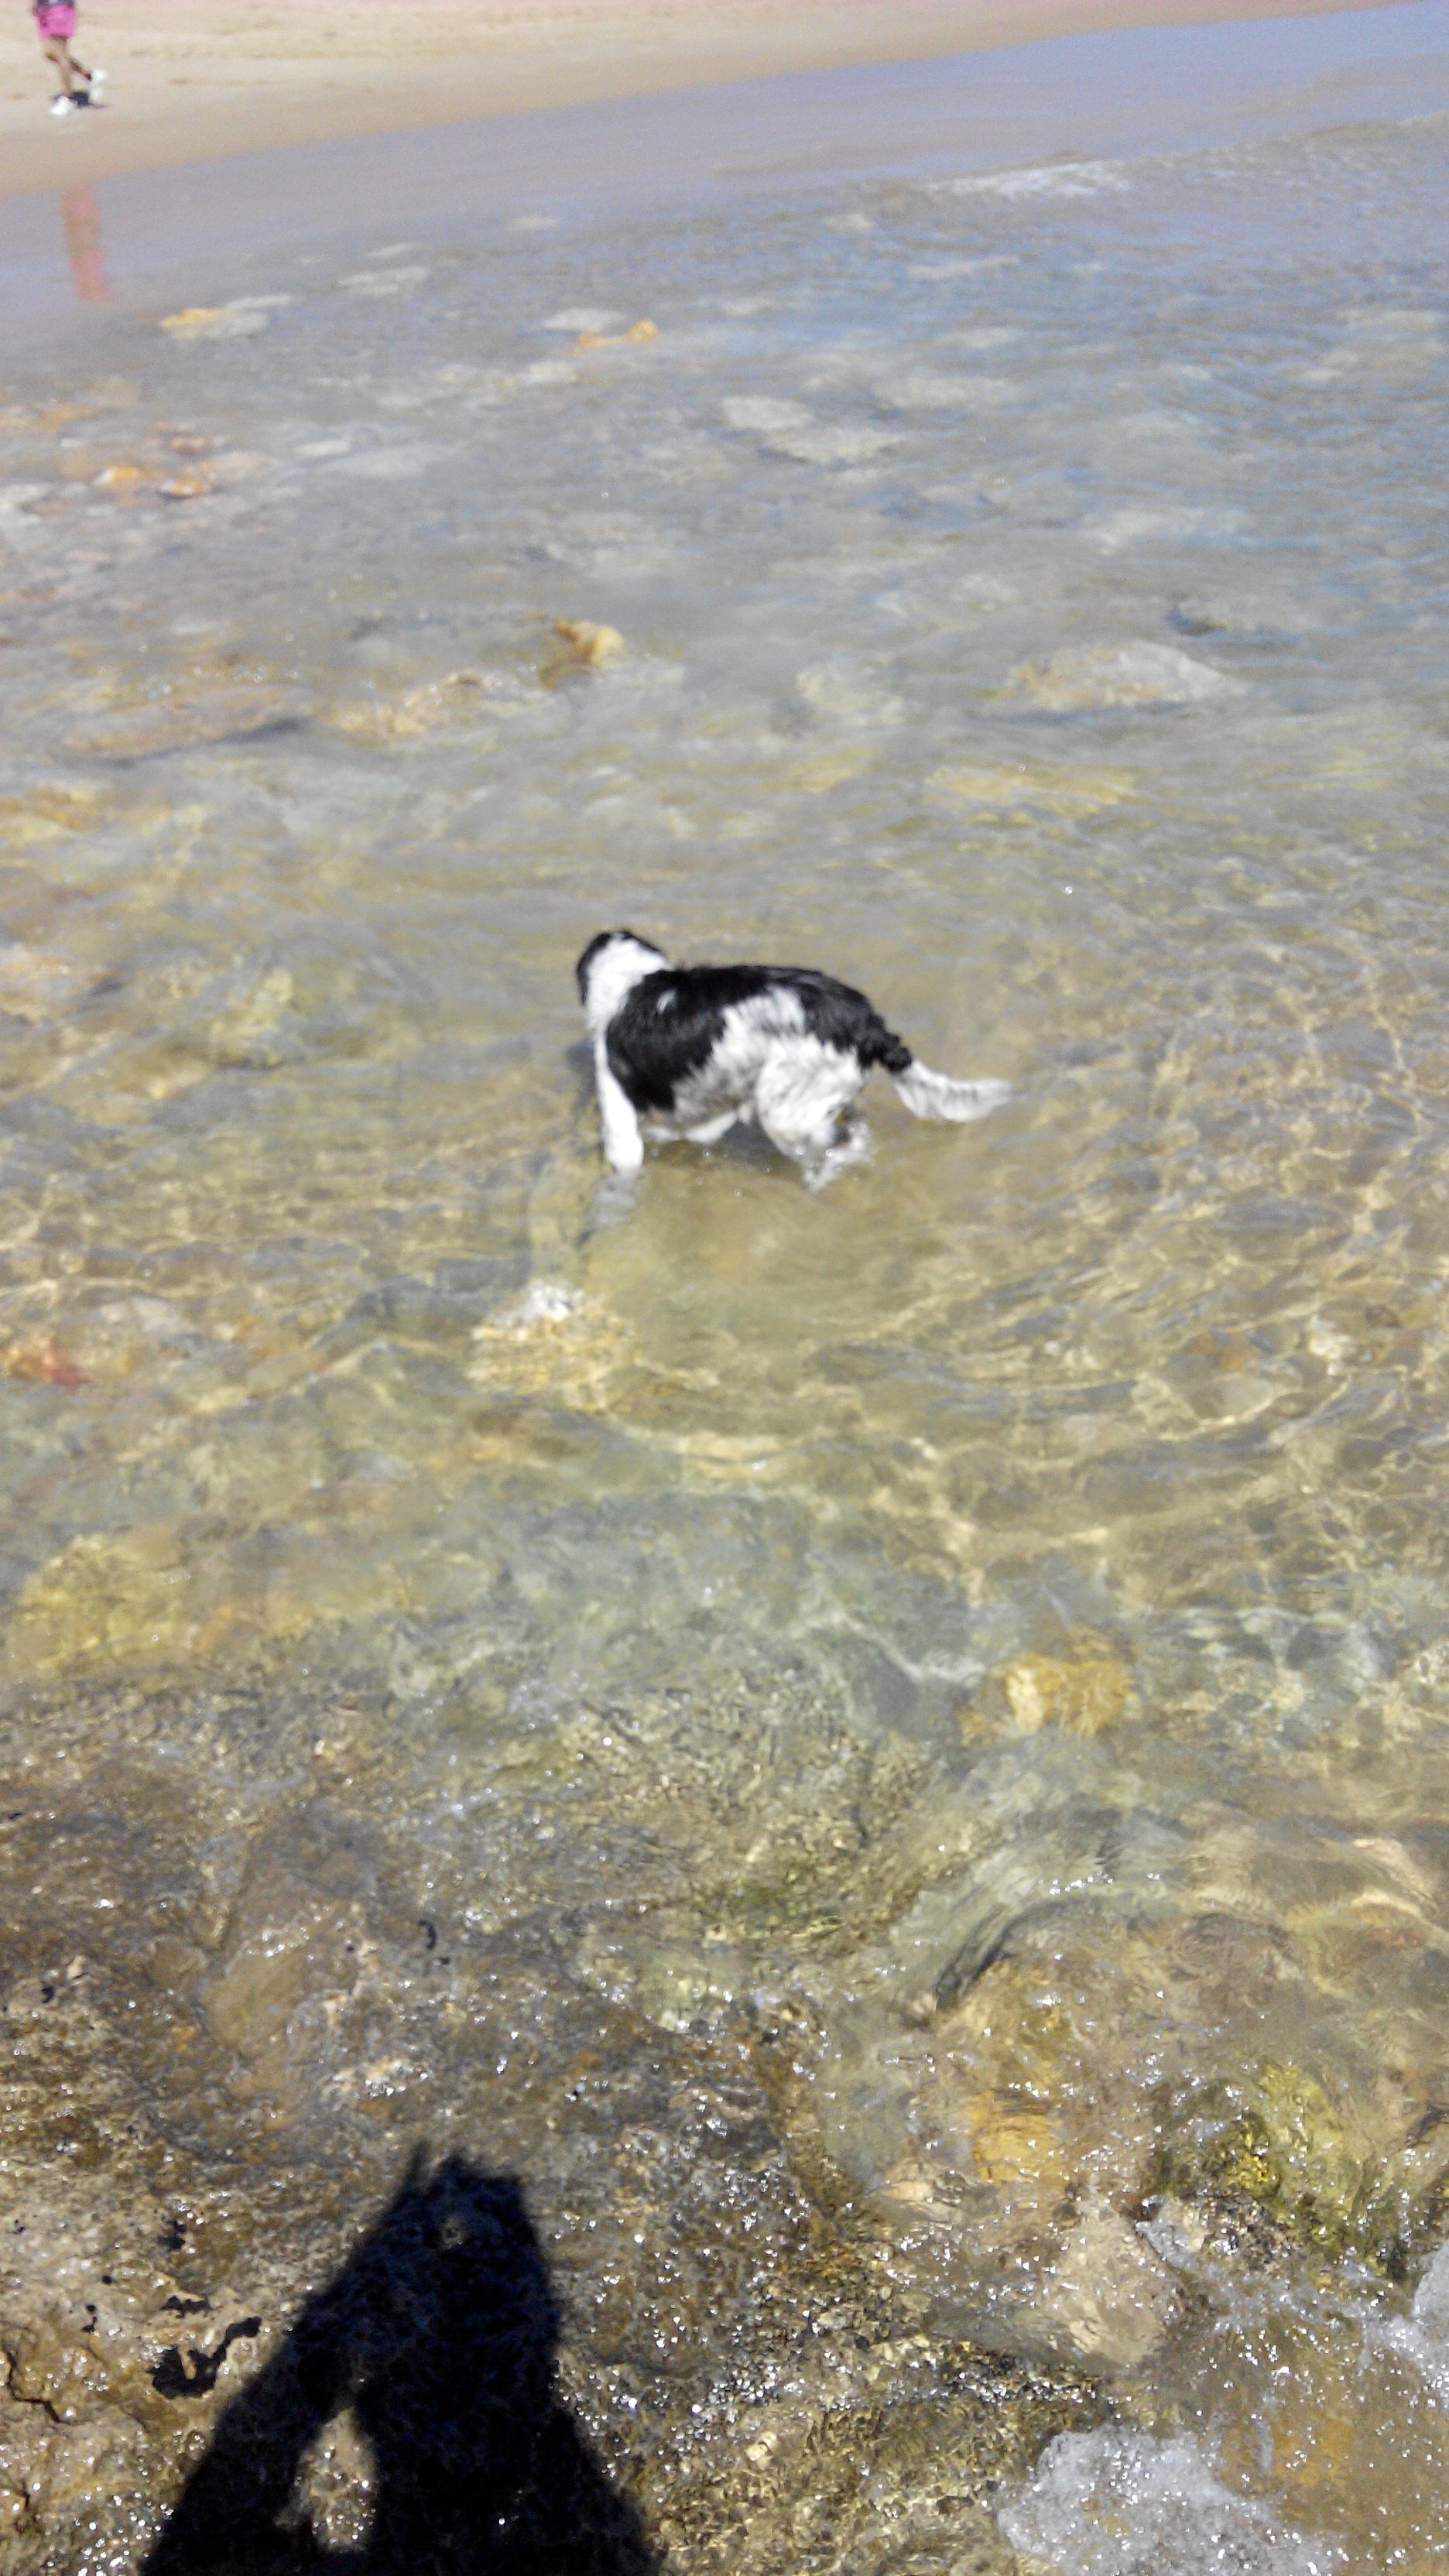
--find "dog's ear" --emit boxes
[574,931,618,999]
[575,930,656,999]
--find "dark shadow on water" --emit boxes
[143,2150,658,2576]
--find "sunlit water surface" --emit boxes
[4,71,1449,2576]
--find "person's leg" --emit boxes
[43,35,91,94]
[41,36,80,95]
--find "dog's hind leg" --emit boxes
[755,1047,867,1190]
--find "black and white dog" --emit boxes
[577,930,1009,1190]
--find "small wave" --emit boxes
[934,159,1131,201]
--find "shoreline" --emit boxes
[0,0,1408,204]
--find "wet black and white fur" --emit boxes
[576,930,1009,1191]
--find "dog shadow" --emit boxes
[142,2150,657,2576]
[564,1038,598,1099]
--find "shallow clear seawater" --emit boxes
[4,42,1449,2575]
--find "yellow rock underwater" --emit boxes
[983,1641,1135,1737]
[541,620,626,683]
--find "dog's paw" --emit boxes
[583,1172,639,1235]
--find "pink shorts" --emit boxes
[36,4,77,38]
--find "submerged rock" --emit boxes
[879,372,1018,413]
[325,667,497,744]
[338,267,430,297]
[1148,2063,1449,2273]
[157,304,276,342]
[1,1337,90,1391]
[1306,305,1446,384]
[3,1530,198,1679]
[796,656,906,728]
[770,425,903,466]
[963,2090,1069,2192]
[988,1642,1134,1737]
[67,687,307,762]
[927,757,1134,817]
[719,396,899,467]
[0,783,108,844]
[0,943,75,1023]
[1002,641,1247,711]
[721,396,811,437]
[541,619,626,683]
[467,1281,630,1409]
[158,471,214,503]
[576,319,659,351]
[1025,2196,1178,2372]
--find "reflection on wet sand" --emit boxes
[60,186,111,305]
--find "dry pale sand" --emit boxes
[0,0,1403,199]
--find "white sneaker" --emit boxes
[49,93,76,116]
[89,66,107,86]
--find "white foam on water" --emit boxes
[1000,2430,1345,2576]
[907,255,1020,279]
[720,396,813,435]
[540,307,629,334]
[1363,2238,1449,2406]
[935,159,1132,201]
[1080,506,1247,553]
[338,266,431,295]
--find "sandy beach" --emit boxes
[0,0,1404,200]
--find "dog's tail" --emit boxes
[889,1046,1011,1124]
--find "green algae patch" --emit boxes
[1149,2064,1449,2274]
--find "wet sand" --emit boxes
[0,0,1407,200]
